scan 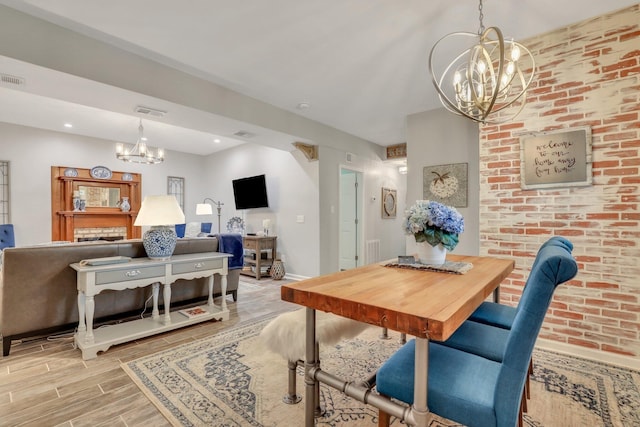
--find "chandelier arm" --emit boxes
[484,49,536,117]
[477,27,505,122]
[429,32,490,122]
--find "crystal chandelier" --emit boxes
[428,0,535,124]
[115,119,164,164]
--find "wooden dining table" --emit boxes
[281,254,515,427]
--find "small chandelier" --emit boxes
[428,0,535,124]
[115,119,165,164]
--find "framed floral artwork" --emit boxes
[423,163,468,207]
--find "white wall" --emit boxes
[0,122,208,246]
[318,145,406,274]
[406,108,480,256]
[201,143,320,278]
[1,120,407,277]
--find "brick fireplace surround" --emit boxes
[479,5,639,361]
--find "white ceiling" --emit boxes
[0,0,637,155]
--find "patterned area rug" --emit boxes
[122,315,640,427]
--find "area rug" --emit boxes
[122,315,640,427]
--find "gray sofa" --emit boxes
[0,237,240,356]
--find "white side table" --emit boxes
[70,252,231,359]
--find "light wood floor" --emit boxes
[0,277,297,427]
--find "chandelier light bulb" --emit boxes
[511,44,521,61]
[477,59,486,74]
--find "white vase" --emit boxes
[415,241,447,265]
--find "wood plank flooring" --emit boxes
[0,278,297,427]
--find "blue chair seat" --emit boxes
[439,320,509,362]
[469,301,516,329]
[377,340,501,427]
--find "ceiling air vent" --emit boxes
[233,130,255,138]
[0,73,25,87]
[134,105,167,117]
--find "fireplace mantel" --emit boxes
[51,166,142,242]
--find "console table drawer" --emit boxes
[172,258,223,274]
[95,265,165,285]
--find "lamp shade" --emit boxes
[135,195,185,226]
[196,203,214,215]
[135,196,185,260]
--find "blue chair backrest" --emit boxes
[0,224,15,250]
[175,223,186,238]
[508,236,574,317]
[494,238,578,425]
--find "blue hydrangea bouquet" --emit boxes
[404,200,464,251]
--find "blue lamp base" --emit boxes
[142,226,178,260]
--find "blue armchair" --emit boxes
[0,224,15,251]
[376,238,578,427]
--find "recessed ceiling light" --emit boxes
[64,123,73,128]
[296,102,310,110]
[214,138,221,143]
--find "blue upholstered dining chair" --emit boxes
[468,236,574,329]
[376,238,578,427]
[436,237,575,419]
[441,237,575,359]
[0,224,15,251]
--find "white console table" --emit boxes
[70,252,231,359]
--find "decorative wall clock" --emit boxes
[381,187,397,218]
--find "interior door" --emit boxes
[339,168,362,271]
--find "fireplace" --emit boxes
[74,226,127,242]
[51,166,142,242]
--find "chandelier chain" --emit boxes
[478,0,485,35]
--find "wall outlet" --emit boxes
[296,215,305,223]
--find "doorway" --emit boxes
[339,167,363,271]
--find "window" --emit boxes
[167,176,185,212]
[0,161,9,224]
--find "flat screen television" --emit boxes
[232,174,269,209]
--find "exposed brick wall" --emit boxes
[479,5,640,357]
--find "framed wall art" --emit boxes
[167,176,185,211]
[381,187,397,218]
[520,127,592,190]
[423,163,468,207]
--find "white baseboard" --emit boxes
[282,273,308,281]
[536,338,640,371]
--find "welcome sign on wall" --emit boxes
[519,127,593,190]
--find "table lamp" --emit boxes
[134,195,185,260]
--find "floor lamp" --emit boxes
[196,198,224,233]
